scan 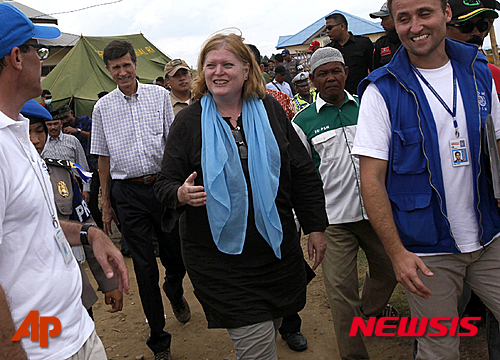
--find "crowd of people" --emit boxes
[2,0,500,360]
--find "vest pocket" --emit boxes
[389,193,439,246]
[392,127,426,174]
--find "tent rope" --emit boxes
[83,35,101,55]
[46,36,80,62]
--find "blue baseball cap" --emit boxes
[21,99,52,121]
[0,3,61,59]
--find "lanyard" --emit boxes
[14,134,59,228]
[411,64,460,138]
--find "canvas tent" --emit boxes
[42,33,171,117]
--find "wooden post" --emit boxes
[490,23,500,67]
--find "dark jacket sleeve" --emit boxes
[373,38,382,70]
[83,243,118,294]
[264,95,328,234]
[365,37,375,72]
[154,104,201,232]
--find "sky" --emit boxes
[13,0,500,68]
[15,0,382,68]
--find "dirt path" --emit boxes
[86,236,487,360]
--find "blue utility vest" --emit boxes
[358,38,500,254]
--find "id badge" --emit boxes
[450,138,470,167]
[54,227,73,266]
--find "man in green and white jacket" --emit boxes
[292,47,397,360]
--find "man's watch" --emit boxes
[77,128,82,133]
[80,223,95,246]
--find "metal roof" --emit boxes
[276,10,384,49]
[0,0,58,24]
[43,32,79,47]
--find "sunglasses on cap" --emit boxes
[325,23,342,31]
[23,43,50,60]
[446,20,489,34]
[170,59,183,66]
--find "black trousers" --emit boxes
[280,313,302,334]
[88,171,103,229]
[279,259,316,334]
[113,180,186,353]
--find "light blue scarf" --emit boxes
[201,93,283,258]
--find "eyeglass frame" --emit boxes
[446,20,489,34]
[325,23,343,31]
[20,43,50,60]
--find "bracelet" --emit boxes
[80,223,95,246]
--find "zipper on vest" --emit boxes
[470,52,485,246]
[387,69,460,252]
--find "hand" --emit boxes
[63,126,77,135]
[88,227,130,295]
[82,191,90,204]
[391,249,433,299]
[308,231,326,271]
[101,202,119,236]
[104,288,123,313]
[177,172,207,207]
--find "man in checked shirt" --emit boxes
[42,114,91,203]
[90,40,189,360]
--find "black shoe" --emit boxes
[171,296,191,323]
[121,248,131,257]
[282,332,307,352]
[155,349,172,360]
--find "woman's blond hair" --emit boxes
[192,32,266,101]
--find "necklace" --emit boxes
[216,105,242,126]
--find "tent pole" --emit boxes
[490,24,500,67]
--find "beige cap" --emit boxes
[164,59,190,77]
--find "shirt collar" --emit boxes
[48,131,64,142]
[170,91,192,105]
[116,79,142,99]
[315,90,358,113]
[0,111,28,130]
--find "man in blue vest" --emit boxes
[353,0,500,358]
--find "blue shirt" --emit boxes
[73,115,92,155]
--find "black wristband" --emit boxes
[80,223,95,246]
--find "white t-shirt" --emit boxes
[0,112,94,359]
[353,61,500,254]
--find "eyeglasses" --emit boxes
[446,20,489,34]
[325,23,342,31]
[231,126,248,160]
[24,43,50,60]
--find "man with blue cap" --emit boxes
[0,3,129,360]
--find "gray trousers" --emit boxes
[408,238,500,360]
[227,318,283,360]
[65,329,106,360]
